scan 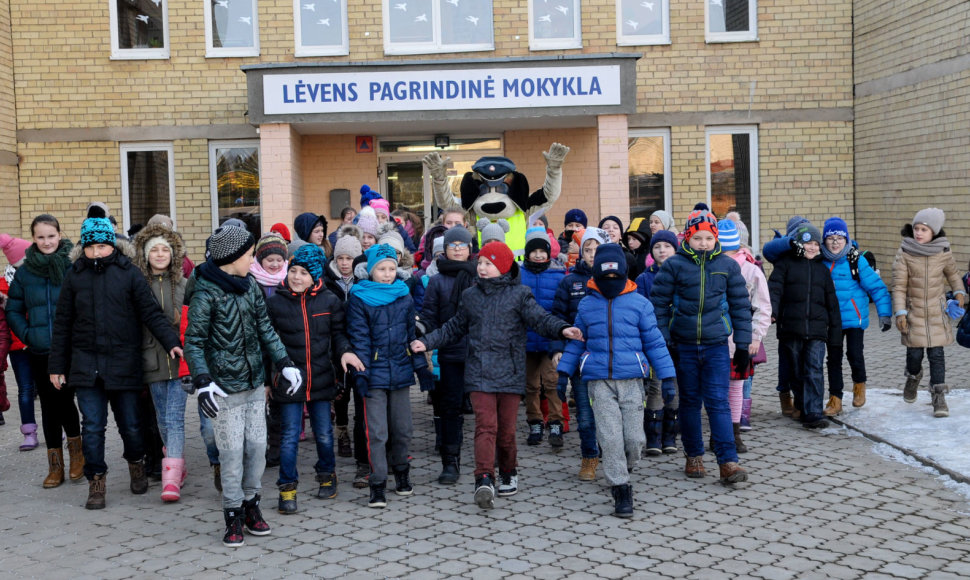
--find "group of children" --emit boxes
[0,191,965,544]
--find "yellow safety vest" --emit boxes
[477,211,528,261]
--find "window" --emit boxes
[628,129,671,222]
[529,0,581,50]
[209,141,261,237]
[383,0,494,55]
[204,0,259,57]
[294,0,349,56]
[121,143,176,232]
[707,126,759,248]
[706,0,757,43]
[109,0,170,59]
[616,0,669,46]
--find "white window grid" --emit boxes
[705,0,758,43]
[382,0,495,56]
[529,0,582,51]
[616,0,670,46]
[294,0,350,56]
[109,0,170,60]
[204,0,260,57]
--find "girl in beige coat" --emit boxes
[891,208,966,417]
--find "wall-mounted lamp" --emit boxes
[434,135,450,149]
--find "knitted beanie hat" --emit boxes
[146,214,174,229]
[0,234,31,266]
[693,202,710,212]
[365,243,399,275]
[333,232,363,259]
[913,208,945,235]
[370,198,391,218]
[443,225,473,247]
[724,212,749,247]
[287,239,309,259]
[222,217,247,230]
[716,219,741,251]
[270,222,292,243]
[683,209,718,242]
[823,217,850,241]
[432,236,445,256]
[255,233,287,264]
[785,215,810,236]
[794,223,822,246]
[650,210,676,232]
[208,225,255,266]
[580,227,611,250]
[80,217,116,248]
[86,201,110,219]
[564,208,588,228]
[377,224,406,256]
[290,243,326,283]
[598,215,624,233]
[524,226,551,257]
[143,236,173,261]
[477,218,510,245]
[357,209,380,239]
[479,241,514,275]
[359,184,382,208]
[593,243,629,279]
[649,230,679,255]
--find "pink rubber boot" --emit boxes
[20,423,38,451]
[161,458,185,502]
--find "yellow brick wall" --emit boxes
[302,135,378,220]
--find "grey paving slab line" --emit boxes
[1,319,970,578]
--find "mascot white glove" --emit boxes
[541,142,570,200]
[198,382,228,419]
[281,367,303,396]
[423,152,460,211]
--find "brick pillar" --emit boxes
[597,115,630,225]
[259,123,304,235]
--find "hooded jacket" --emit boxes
[345,285,427,390]
[768,253,842,346]
[519,260,566,352]
[891,233,965,348]
[824,249,891,330]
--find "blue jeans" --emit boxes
[75,385,143,479]
[675,343,737,464]
[149,379,187,458]
[277,399,334,486]
[8,350,35,425]
[571,372,598,458]
[780,337,826,421]
[198,404,220,465]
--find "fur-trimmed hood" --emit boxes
[131,222,186,281]
[337,223,362,240]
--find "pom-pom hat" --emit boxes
[80,217,116,248]
[683,210,718,242]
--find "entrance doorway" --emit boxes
[378,137,503,230]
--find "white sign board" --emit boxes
[262,65,621,115]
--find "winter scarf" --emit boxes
[821,241,852,262]
[250,258,288,288]
[437,258,477,305]
[22,240,73,285]
[901,236,950,258]
[522,259,552,275]
[350,279,410,307]
[197,259,250,295]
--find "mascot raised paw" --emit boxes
[424,143,569,259]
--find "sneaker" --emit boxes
[497,471,518,497]
[548,422,564,448]
[368,482,387,508]
[393,467,413,496]
[242,494,272,536]
[316,472,337,499]
[526,421,543,446]
[278,483,298,514]
[223,508,245,547]
[353,463,370,489]
[474,474,495,509]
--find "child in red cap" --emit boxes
[412,241,581,509]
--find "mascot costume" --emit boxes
[423,143,569,259]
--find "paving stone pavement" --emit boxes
[1,318,970,579]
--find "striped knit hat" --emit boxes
[716,219,741,251]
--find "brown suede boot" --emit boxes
[685,456,705,478]
[719,462,748,484]
[852,382,866,407]
[43,448,65,488]
[128,459,149,495]
[733,423,747,454]
[779,392,794,416]
[66,436,85,481]
[85,473,106,510]
[823,396,842,417]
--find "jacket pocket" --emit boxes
[635,352,648,377]
[579,352,591,373]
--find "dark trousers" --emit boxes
[139,387,163,475]
[28,352,80,448]
[352,384,368,465]
[827,328,866,398]
[780,337,826,421]
[432,361,465,461]
[906,346,945,385]
[75,380,144,479]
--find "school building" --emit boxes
[0,1,950,269]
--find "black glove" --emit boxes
[417,368,435,392]
[732,348,750,372]
[334,379,349,401]
[557,372,570,402]
[355,374,369,398]
[880,316,892,332]
[789,237,805,258]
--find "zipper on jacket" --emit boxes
[805,260,812,337]
[924,256,931,347]
[697,257,705,345]
[46,280,53,346]
[608,298,614,379]
[301,293,311,401]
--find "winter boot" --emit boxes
[160,458,185,502]
[779,391,795,416]
[278,483,298,514]
[353,462,370,488]
[317,472,338,499]
[611,484,633,518]
[823,396,842,417]
[368,481,387,508]
[903,371,922,403]
[852,382,867,407]
[644,409,663,456]
[739,398,752,432]
[20,423,38,451]
[578,457,599,481]
[242,494,271,535]
[66,436,84,481]
[212,463,223,492]
[335,425,352,458]
[438,456,460,485]
[433,416,442,454]
[930,384,949,418]
[661,408,679,454]
[85,473,106,510]
[128,459,149,495]
[393,466,413,496]
[474,474,495,509]
[526,420,543,445]
[719,462,748,484]
[548,421,564,448]
[685,456,706,478]
[222,507,245,547]
[43,448,65,488]
[733,423,747,454]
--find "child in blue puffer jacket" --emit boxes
[558,244,675,518]
[819,217,892,416]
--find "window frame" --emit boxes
[705,125,760,250]
[628,128,672,221]
[108,0,171,60]
[616,0,670,46]
[705,0,758,43]
[528,0,582,51]
[294,0,349,57]
[382,0,495,56]
[120,142,177,233]
[209,140,261,231]
[203,0,260,58]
